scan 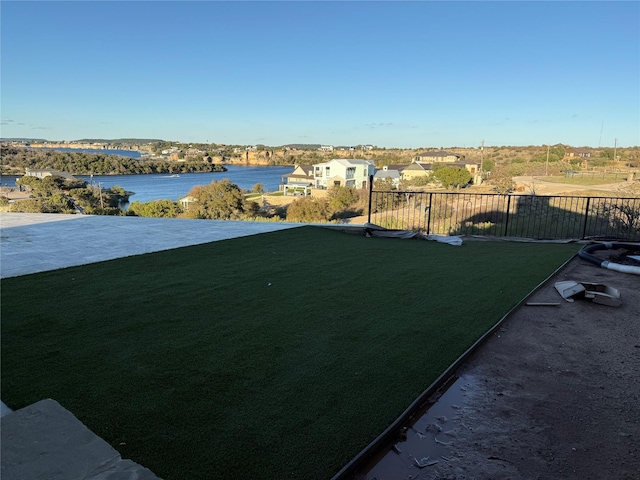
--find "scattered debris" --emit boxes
[554,281,621,307]
[413,456,439,468]
[434,436,452,446]
[392,443,402,455]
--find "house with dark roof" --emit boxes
[564,147,593,159]
[413,150,462,163]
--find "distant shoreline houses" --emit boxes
[280,151,482,193]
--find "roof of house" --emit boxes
[25,168,77,180]
[415,151,461,158]
[385,164,407,172]
[313,159,375,168]
[294,165,314,175]
[405,162,433,171]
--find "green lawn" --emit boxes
[1,227,580,479]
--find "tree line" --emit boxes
[0,146,226,175]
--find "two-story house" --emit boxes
[312,159,375,189]
[281,165,314,188]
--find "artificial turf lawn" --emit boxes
[1,226,581,479]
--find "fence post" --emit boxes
[582,197,591,239]
[367,174,373,225]
[504,195,512,237]
[427,192,433,234]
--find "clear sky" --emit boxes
[1,1,638,148]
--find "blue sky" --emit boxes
[1,1,638,148]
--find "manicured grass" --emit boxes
[1,227,580,479]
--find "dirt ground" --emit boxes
[355,247,640,480]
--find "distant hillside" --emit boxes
[1,138,47,143]
[1,138,163,145]
[282,144,322,150]
[76,138,164,144]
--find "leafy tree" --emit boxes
[326,185,360,211]
[374,177,397,191]
[128,200,180,218]
[182,179,246,220]
[286,196,331,222]
[252,183,264,194]
[600,148,615,160]
[487,166,516,194]
[482,159,495,172]
[432,166,472,189]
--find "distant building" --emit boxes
[312,159,375,189]
[281,165,314,188]
[564,147,592,159]
[373,166,401,188]
[413,150,462,163]
[318,145,334,152]
[25,168,77,181]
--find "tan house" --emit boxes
[400,162,433,181]
[281,165,314,188]
[413,150,462,163]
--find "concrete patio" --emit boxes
[0,213,303,279]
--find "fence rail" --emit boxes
[367,183,640,241]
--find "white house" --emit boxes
[312,159,375,189]
[373,166,401,188]
[25,168,77,181]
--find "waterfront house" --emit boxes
[25,168,77,182]
[179,195,197,210]
[281,165,314,188]
[312,159,375,189]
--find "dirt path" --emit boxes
[513,176,636,195]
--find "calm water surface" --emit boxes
[1,165,293,204]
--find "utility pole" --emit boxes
[613,138,618,162]
[480,139,484,172]
[545,145,550,176]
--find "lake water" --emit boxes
[1,165,294,204]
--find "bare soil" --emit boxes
[356,249,640,480]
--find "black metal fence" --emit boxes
[367,186,640,241]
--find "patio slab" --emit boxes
[0,213,302,278]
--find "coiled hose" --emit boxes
[578,242,640,275]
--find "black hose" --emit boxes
[578,242,640,274]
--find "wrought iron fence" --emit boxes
[367,185,640,241]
